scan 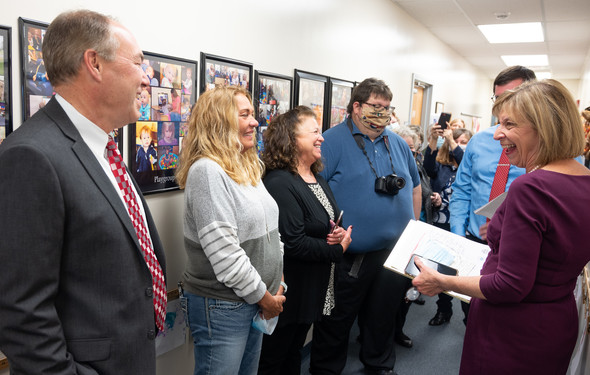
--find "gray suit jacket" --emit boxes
[0,98,166,374]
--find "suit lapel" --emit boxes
[43,98,143,252]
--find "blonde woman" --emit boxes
[414,80,590,374]
[176,86,285,375]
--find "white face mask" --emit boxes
[436,136,444,148]
[459,144,467,151]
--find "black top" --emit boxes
[263,168,343,325]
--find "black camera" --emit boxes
[375,174,406,196]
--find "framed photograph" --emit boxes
[328,77,354,128]
[294,69,328,130]
[200,52,252,94]
[129,51,197,194]
[254,70,292,154]
[0,25,12,143]
[435,101,445,114]
[18,18,52,122]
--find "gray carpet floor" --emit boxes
[300,295,466,375]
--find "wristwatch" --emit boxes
[280,281,288,294]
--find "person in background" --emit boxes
[0,10,166,374]
[448,118,465,130]
[450,65,535,245]
[391,125,431,349]
[311,78,421,375]
[582,107,590,168]
[259,106,352,375]
[413,79,590,374]
[175,85,285,375]
[425,127,472,223]
[408,124,425,154]
[423,127,472,326]
[394,125,433,225]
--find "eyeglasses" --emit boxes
[490,94,499,103]
[363,102,394,113]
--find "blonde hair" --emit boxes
[449,118,465,129]
[176,86,262,188]
[436,128,473,165]
[492,79,584,166]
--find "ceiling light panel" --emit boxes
[501,54,549,67]
[478,22,544,43]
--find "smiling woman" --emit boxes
[413,79,590,375]
[259,106,352,374]
[175,85,285,375]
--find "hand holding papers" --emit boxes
[383,220,490,302]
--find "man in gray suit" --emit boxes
[0,10,166,374]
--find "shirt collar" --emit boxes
[54,94,111,158]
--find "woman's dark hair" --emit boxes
[262,106,323,175]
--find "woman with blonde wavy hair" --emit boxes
[176,85,285,375]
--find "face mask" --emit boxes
[436,136,445,148]
[360,105,391,130]
[459,144,467,151]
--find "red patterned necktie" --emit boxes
[489,149,510,201]
[105,136,166,331]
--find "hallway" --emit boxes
[301,295,465,374]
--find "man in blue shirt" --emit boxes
[442,67,536,328]
[450,66,536,243]
[310,78,421,375]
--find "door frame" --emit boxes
[408,73,433,133]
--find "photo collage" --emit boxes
[22,21,52,120]
[298,77,325,127]
[131,55,196,193]
[330,82,353,127]
[0,27,9,143]
[204,61,249,92]
[255,74,292,155]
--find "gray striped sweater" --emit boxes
[182,158,282,304]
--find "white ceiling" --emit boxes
[390,0,590,80]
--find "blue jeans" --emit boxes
[186,292,262,375]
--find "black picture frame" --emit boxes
[199,52,253,94]
[18,17,52,122]
[129,51,197,195]
[293,69,328,131]
[113,127,124,156]
[0,25,12,143]
[254,70,292,155]
[327,77,354,129]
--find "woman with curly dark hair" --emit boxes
[259,106,352,375]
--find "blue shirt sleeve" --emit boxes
[449,144,473,237]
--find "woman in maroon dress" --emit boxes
[412,79,590,374]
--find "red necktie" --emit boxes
[489,149,510,201]
[106,136,167,331]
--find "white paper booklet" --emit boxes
[474,191,507,219]
[383,220,491,302]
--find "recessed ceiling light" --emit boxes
[478,22,544,43]
[501,55,549,67]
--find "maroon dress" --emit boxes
[460,170,590,374]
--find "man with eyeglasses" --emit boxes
[310,78,421,375]
[449,66,535,276]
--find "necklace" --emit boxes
[528,165,541,173]
[300,173,316,183]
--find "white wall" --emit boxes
[0,0,513,374]
[579,48,590,110]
